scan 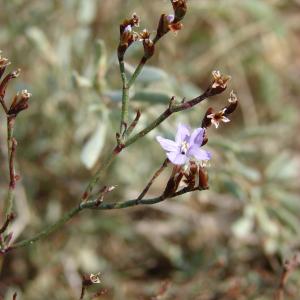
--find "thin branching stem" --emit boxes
[5,116,16,216]
[6,84,222,251]
[128,56,147,88]
[7,185,207,251]
[137,158,169,200]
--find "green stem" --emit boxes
[128,56,147,88]
[119,57,129,133]
[81,147,120,202]
[4,116,15,216]
[9,205,82,250]
[8,186,206,251]
[125,88,214,147]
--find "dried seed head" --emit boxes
[211,70,231,90]
[228,90,238,103]
[0,54,11,79]
[139,29,155,59]
[0,69,21,99]
[90,272,101,284]
[139,29,151,41]
[223,91,238,115]
[8,89,32,116]
[205,70,231,96]
[0,52,10,67]
[207,109,230,129]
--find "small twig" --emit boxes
[7,184,207,252]
[0,96,8,113]
[95,185,116,206]
[137,159,169,201]
[168,96,176,109]
[9,137,17,189]
[275,253,300,300]
[126,109,141,137]
[80,286,86,300]
[128,56,147,88]
[0,213,15,234]
[118,54,129,134]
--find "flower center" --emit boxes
[180,141,189,154]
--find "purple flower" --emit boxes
[166,14,175,23]
[156,124,211,165]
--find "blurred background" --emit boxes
[1,0,300,299]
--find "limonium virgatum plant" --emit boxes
[0,0,238,259]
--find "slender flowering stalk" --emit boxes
[1,0,239,254]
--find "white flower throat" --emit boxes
[180,141,189,154]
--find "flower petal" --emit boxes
[167,151,188,165]
[156,136,179,152]
[189,127,204,147]
[175,123,190,144]
[221,116,230,123]
[188,146,211,161]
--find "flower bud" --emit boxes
[184,161,198,188]
[198,167,209,189]
[163,166,184,197]
[155,14,183,41]
[201,107,214,128]
[0,54,11,80]
[139,29,155,59]
[0,69,21,99]
[156,14,171,40]
[171,0,187,22]
[223,91,238,114]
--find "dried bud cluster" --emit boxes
[183,161,209,189]
[163,160,209,197]
[118,1,187,61]
[118,13,140,59]
[82,272,101,287]
[0,69,21,100]
[209,70,231,94]
[163,165,184,197]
